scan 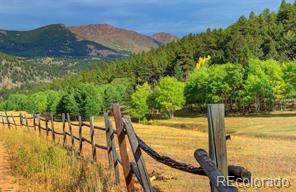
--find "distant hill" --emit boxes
[0,24,120,58]
[68,24,162,53]
[0,52,104,89]
[151,32,178,44]
[0,24,177,57]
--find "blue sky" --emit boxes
[0,0,293,37]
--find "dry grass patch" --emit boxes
[0,128,117,192]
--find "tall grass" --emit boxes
[0,129,114,192]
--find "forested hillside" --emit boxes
[1,1,296,117]
[0,24,119,58]
[0,53,105,90]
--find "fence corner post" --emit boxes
[207,104,228,192]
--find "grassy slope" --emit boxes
[0,53,104,89]
[0,129,116,192]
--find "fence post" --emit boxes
[208,104,228,192]
[45,113,49,136]
[89,116,97,162]
[104,113,113,169]
[104,112,120,185]
[67,113,74,147]
[78,116,83,154]
[11,114,17,129]
[20,112,23,128]
[25,115,29,131]
[37,113,41,135]
[123,117,152,192]
[33,113,37,131]
[112,104,135,192]
[50,113,55,143]
[5,112,11,129]
[1,113,4,128]
[62,113,67,146]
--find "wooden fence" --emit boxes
[0,104,251,192]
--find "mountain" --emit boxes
[0,52,104,89]
[0,24,178,57]
[68,24,161,53]
[151,32,178,44]
[0,24,120,58]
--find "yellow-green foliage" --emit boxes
[195,55,211,70]
[0,130,111,192]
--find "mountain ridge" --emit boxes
[0,24,177,57]
[151,32,178,44]
[68,24,177,53]
[0,24,121,58]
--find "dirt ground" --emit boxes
[0,141,19,192]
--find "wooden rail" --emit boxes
[194,149,238,192]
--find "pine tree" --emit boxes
[280,0,287,9]
[249,11,256,19]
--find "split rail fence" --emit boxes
[0,104,251,192]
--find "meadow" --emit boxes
[0,111,295,192]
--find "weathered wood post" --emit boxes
[11,113,17,129]
[19,112,23,128]
[50,113,55,143]
[37,113,41,135]
[62,113,67,146]
[89,116,97,161]
[67,113,74,148]
[208,104,228,192]
[113,104,135,192]
[78,116,83,154]
[5,112,11,129]
[33,113,37,131]
[104,112,120,185]
[104,113,113,169]
[123,116,152,192]
[1,113,4,128]
[24,115,29,131]
[45,113,49,136]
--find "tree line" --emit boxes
[1,58,295,120]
